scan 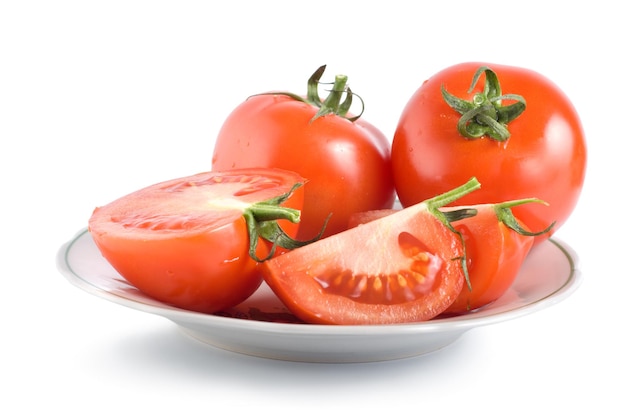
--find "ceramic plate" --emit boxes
[57,229,581,363]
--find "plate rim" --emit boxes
[57,228,581,337]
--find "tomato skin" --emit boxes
[443,205,534,314]
[88,169,305,314]
[348,204,535,313]
[212,93,395,240]
[392,62,586,244]
[92,216,261,313]
[260,204,465,325]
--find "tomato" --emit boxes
[348,208,397,228]
[212,65,395,240]
[88,168,306,314]
[442,204,535,314]
[392,62,586,244]
[259,179,481,325]
[348,199,548,314]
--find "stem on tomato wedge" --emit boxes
[242,183,327,263]
[441,66,526,141]
[431,192,556,291]
[492,198,556,236]
[423,177,481,291]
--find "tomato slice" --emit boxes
[88,168,306,314]
[443,205,535,314]
[259,203,466,325]
[348,202,539,314]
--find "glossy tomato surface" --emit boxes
[88,168,305,314]
[392,62,587,243]
[260,203,465,325]
[349,203,535,313]
[442,205,535,314]
[212,93,395,240]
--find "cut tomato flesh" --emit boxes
[93,170,298,239]
[260,203,465,325]
[349,204,536,314]
[88,168,306,314]
[313,232,444,305]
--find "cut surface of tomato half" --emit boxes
[88,168,306,314]
[260,203,466,325]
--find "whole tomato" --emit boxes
[392,62,587,243]
[212,65,395,240]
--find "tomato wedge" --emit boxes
[259,180,480,325]
[443,204,536,314]
[349,199,551,314]
[88,168,307,314]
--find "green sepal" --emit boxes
[256,214,331,262]
[441,66,526,142]
[423,177,481,290]
[492,198,556,236]
[306,64,326,106]
[249,65,364,124]
[242,182,328,263]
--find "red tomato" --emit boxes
[212,65,395,240]
[88,168,306,314]
[348,200,545,314]
[259,179,482,325]
[443,204,535,314]
[392,62,586,244]
[347,208,397,228]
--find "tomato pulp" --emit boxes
[260,201,467,325]
[349,202,538,314]
[88,168,305,313]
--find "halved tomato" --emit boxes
[88,168,306,314]
[259,179,480,325]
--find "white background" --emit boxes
[2,1,622,417]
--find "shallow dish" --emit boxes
[57,229,581,363]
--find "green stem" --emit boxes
[425,177,481,210]
[242,183,326,262]
[423,177,481,290]
[310,74,348,121]
[441,66,526,141]
[251,65,364,123]
[493,198,555,236]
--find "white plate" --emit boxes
[57,229,581,363]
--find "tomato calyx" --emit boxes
[441,66,526,141]
[442,197,554,292]
[423,177,481,288]
[253,64,364,123]
[243,182,326,262]
[307,64,364,122]
[490,198,556,236]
